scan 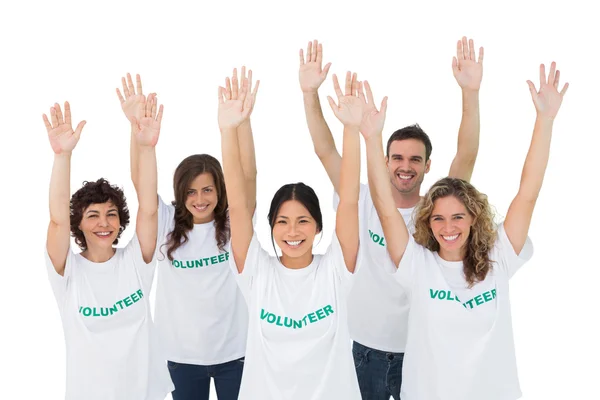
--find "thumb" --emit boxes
[380,96,388,115]
[74,121,86,141]
[321,62,332,79]
[452,57,459,75]
[326,96,338,114]
[526,80,537,99]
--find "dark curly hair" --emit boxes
[165,154,229,261]
[70,178,130,250]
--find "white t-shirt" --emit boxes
[390,223,533,400]
[335,183,414,352]
[45,236,174,400]
[154,197,248,365]
[230,233,361,400]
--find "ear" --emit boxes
[425,158,432,173]
[385,155,390,168]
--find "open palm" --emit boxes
[299,40,332,93]
[117,73,146,124]
[359,81,388,139]
[527,62,568,119]
[452,37,484,91]
[328,72,363,127]
[43,102,86,154]
[218,74,259,130]
[134,94,163,147]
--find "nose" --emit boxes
[98,215,110,227]
[288,222,299,236]
[444,220,454,232]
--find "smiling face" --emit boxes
[386,138,431,196]
[185,172,218,224]
[272,200,319,265]
[78,202,121,251]
[429,195,474,260]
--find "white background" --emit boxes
[0,0,598,398]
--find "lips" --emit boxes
[441,233,459,243]
[193,204,208,212]
[396,173,415,181]
[284,240,304,249]
[94,231,113,239]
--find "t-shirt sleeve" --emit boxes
[333,183,369,213]
[228,232,272,297]
[123,234,158,293]
[389,236,422,293]
[157,196,175,243]
[44,246,75,309]
[492,223,534,279]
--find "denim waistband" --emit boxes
[353,341,404,361]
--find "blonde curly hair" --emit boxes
[413,177,497,286]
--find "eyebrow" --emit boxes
[277,215,312,219]
[391,154,423,160]
[431,213,466,218]
[86,208,118,215]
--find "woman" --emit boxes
[43,97,173,400]
[117,71,253,400]
[218,69,385,399]
[365,63,568,400]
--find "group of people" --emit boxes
[44,37,568,400]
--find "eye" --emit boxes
[299,219,309,224]
[187,190,195,196]
[277,220,286,224]
[432,217,442,221]
[88,214,98,219]
[453,215,463,220]
[203,188,213,193]
[108,213,118,218]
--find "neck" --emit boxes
[280,252,314,270]
[438,247,465,262]
[81,246,117,263]
[193,213,215,224]
[391,186,421,209]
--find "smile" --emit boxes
[441,234,459,242]
[284,240,304,248]
[194,204,209,212]
[94,231,113,238]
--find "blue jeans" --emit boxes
[353,341,403,400]
[168,357,244,400]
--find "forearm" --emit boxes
[303,92,338,159]
[130,125,140,189]
[49,153,72,225]
[221,127,249,212]
[450,89,480,181]
[365,134,397,219]
[237,120,257,212]
[517,116,553,201]
[337,126,360,207]
[136,146,158,215]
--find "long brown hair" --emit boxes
[413,177,496,287]
[165,154,229,261]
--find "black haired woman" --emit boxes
[219,69,387,399]
[118,72,253,400]
[43,97,173,399]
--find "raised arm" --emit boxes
[360,82,409,268]
[299,40,341,192]
[219,75,260,273]
[226,67,257,214]
[504,62,568,253]
[132,94,163,263]
[44,102,86,275]
[448,37,484,182]
[116,73,149,191]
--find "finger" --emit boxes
[306,41,312,63]
[151,97,158,119]
[469,39,475,61]
[456,39,462,61]
[554,70,560,89]
[127,73,135,95]
[55,103,64,124]
[136,74,143,96]
[352,78,359,97]
[326,96,338,113]
[357,81,366,103]
[333,74,343,98]
[311,40,318,62]
[156,104,164,125]
[145,93,152,117]
[380,96,388,115]
[225,77,232,100]
[239,77,248,104]
[232,68,239,100]
[548,61,556,87]
[452,56,459,75]
[539,64,547,86]
[50,106,58,127]
[299,48,305,65]
[251,79,260,98]
[73,120,86,141]
[218,87,225,104]
[321,62,332,79]
[344,71,352,96]
[64,101,72,126]
[116,88,125,104]
[351,73,358,96]
[526,80,537,99]
[122,77,130,97]
[241,66,247,80]
[560,82,569,96]
[365,80,375,105]
[478,47,484,63]
[42,114,52,132]
[248,70,253,95]
[316,42,323,65]
[461,36,468,59]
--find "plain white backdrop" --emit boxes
[0,0,597,398]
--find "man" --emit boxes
[299,37,483,400]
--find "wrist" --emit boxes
[302,90,319,98]
[535,114,556,124]
[54,151,72,159]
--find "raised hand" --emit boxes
[218,70,260,130]
[133,93,163,147]
[116,73,148,126]
[452,37,484,91]
[43,102,86,154]
[228,66,258,117]
[327,72,364,128]
[527,62,569,119]
[299,40,332,93]
[359,81,388,139]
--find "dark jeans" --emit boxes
[353,341,404,400]
[168,357,244,400]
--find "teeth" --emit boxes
[96,232,111,236]
[286,240,302,246]
[442,234,459,241]
[194,205,208,211]
[398,174,412,180]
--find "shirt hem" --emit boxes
[166,351,246,366]
[351,337,406,353]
